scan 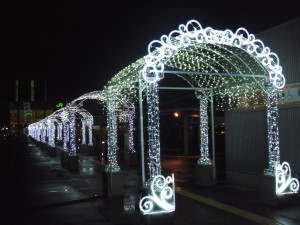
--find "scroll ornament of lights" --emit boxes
[141,19,285,88]
[275,162,299,195]
[139,174,175,215]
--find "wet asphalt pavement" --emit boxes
[1,137,300,225]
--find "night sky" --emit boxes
[1,0,300,125]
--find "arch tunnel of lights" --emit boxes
[28,20,299,215]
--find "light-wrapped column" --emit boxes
[30,125,35,139]
[36,124,40,141]
[38,123,42,142]
[47,119,55,147]
[41,123,46,143]
[197,94,212,165]
[44,124,48,144]
[87,118,93,146]
[128,107,135,153]
[81,119,86,145]
[63,121,69,152]
[264,85,280,176]
[146,82,161,179]
[68,107,77,157]
[57,123,63,141]
[105,100,120,172]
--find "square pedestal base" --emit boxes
[67,156,79,171]
[60,152,68,167]
[195,164,215,186]
[259,174,292,207]
[141,212,173,225]
[47,146,56,157]
[125,152,139,166]
[103,171,124,197]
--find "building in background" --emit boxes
[225,17,300,190]
[9,79,55,136]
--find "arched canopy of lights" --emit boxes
[28,91,107,159]
[102,60,144,172]
[28,105,95,157]
[70,90,106,107]
[103,20,298,214]
[69,90,106,146]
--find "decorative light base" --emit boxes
[195,164,215,186]
[67,155,79,171]
[139,174,175,215]
[125,152,139,166]
[141,211,174,225]
[259,174,292,207]
[102,171,124,197]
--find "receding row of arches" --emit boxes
[28,20,299,214]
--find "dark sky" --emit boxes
[1,0,300,125]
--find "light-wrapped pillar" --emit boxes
[81,119,87,145]
[146,82,161,180]
[264,85,280,176]
[87,118,93,146]
[197,94,212,165]
[68,107,77,157]
[63,121,69,152]
[57,123,63,141]
[49,119,56,147]
[105,100,120,172]
[41,123,46,143]
[37,125,41,141]
[128,107,135,153]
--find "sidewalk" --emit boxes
[1,138,300,225]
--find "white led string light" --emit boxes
[87,118,93,146]
[81,119,87,145]
[47,118,55,147]
[146,82,161,180]
[63,120,69,152]
[142,20,285,89]
[41,122,46,143]
[70,90,105,106]
[197,93,212,165]
[275,162,299,194]
[264,85,280,176]
[28,20,299,200]
[68,107,77,157]
[139,174,175,215]
[57,123,63,141]
[118,109,128,123]
[105,98,121,172]
[128,107,136,153]
[36,124,41,141]
[138,19,297,201]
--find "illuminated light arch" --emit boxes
[70,90,106,107]
[64,105,94,157]
[28,19,299,215]
[70,91,107,147]
[52,108,70,152]
[142,19,285,88]
[28,105,95,157]
[134,19,298,213]
[103,19,292,190]
[103,83,139,172]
